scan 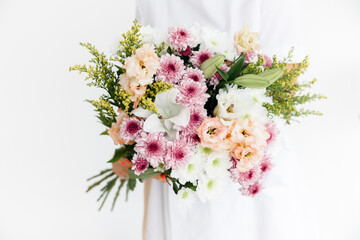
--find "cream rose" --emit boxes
[234,25,260,53]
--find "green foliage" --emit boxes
[226,54,246,80]
[108,145,135,163]
[155,42,167,57]
[264,49,326,122]
[127,168,159,182]
[70,21,143,136]
[87,97,116,128]
[126,179,137,201]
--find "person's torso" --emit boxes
[136,0,262,35]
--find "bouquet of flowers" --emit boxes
[70,20,325,210]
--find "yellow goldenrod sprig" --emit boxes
[114,89,133,113]
[264,48,326,123]
[111,19,143,64]
[138,81,173,114]
[87,97,117,128]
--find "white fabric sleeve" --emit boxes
[259,0,306,62]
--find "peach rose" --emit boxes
[119,74,147,102]
[124,43,160,85]
[232,144,263,172]
[108,109,129,145]
[197,117,228,151]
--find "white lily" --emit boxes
[132,89,190,140]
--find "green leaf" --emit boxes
[215,66,229,81]
[233,74,270,89]
[184,182,197,191]
[96,115,113,128]
[171,179,179,194]
[100,130,108,135]
[111,179,126,211]
[86,172,115,192]
[227,55,246,80]
[125,178,137,201]
[200,54,226,78]
[98,176,117,211]
[87,168,112,181]
[127,168,159,181]
[107,147,128,163]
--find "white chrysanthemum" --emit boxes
[171,147,206,185]
[177,188,197,207]
[205,151,232,176]
[214,84,272,124]
[201,27,237,60]
[196,172,230,203]
[140,25,167,46]
[188,22,203,47]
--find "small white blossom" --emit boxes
[171,148,206,185]
[177,188,197,207]
[201,27,237,60]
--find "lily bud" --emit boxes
[200,54,226,79]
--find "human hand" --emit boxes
[112,158,133,179]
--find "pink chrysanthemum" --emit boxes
[181,132,201,146]
[165,139,191,169]
[230,156,238,169]
[241,182,263,197]
[265,122,279,145]
[179,46,192,56]
[184,68,206,83]
[263,54,273,68]
[132,154,149,175]
[176,79,209,106]
[156,54,186,84]
[190,49,214,68]
[245,51,257,63]
[237,167,261,187]
[209,64,230,88]
[259,156,273,175]
[135,132,167,167]
[167,27,193,51]
[119,117,144,144]
[182,105,207,135]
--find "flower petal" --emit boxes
[132,107,153,118]
[143,114,167,133]
[169,105,190,127]
[155,89,180,117]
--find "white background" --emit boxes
[0,0,359,240]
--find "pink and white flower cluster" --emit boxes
[107,23,280,203]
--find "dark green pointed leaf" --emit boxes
[107,147,128,163]
[100,130,108,135]
[128,178,136,191]
[215,66,229,81]
[227,55,246,80]
[125,178,137,201]
[172,180,179,194]
[127,168,159,181]
[111,179,126,211]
